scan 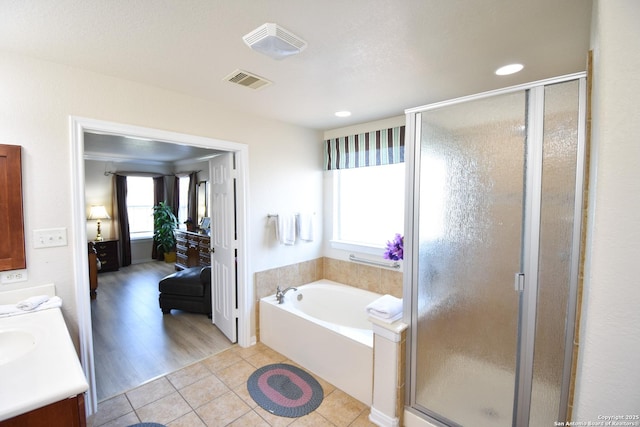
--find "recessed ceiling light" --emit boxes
[335,111,351,117]
[495,63,524,76]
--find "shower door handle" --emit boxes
[514,273,525,292]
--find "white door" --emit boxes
[210,153,237,342]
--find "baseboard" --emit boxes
[369,407,399,427]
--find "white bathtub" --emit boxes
[260,279,382,405]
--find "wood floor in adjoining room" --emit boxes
[91,261,234,402]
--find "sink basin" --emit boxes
[0,330,37,365]
[0,304,88,422]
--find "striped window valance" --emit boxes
[324,126,405,170]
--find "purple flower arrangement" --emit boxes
[383,233,404,261]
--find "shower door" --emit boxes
[405,75,585,427]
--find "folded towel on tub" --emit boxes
[365,294,403,321]
[374,311,403,324]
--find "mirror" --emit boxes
[197,181,208,228]
[0,144,26,271]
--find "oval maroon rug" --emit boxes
[247,363,324,418]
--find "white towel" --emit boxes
[276,214,297,245]
[366,294,403,320]
[373,312,403,324]
[16,295,50,311]
[38,296,62,310]
[0,296,62,318]
[297,213,314,242]
[0,304,22,316]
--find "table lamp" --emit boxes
[88,205,110,241]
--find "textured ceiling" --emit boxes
[83,132,222,165]
[0,0,592,132]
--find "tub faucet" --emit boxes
[275,286,297,304]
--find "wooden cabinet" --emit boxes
[175,230,210,270]
[0,393,86,427]
[88,242,98,299]
[0,144,26,272]
[93,239,119,272]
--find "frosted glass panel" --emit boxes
[414,92,525,426]
[529,80,580,425]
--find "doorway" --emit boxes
[70,117,251,416]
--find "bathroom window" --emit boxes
[332,162,405,253]
[126,176,154,238]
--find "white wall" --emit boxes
[0,51,323,342]
[573,0,640,417]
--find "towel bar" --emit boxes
[349,254,401,269]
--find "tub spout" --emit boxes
[276,286,297,304]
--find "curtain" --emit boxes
[187,171,198,226]
[172,175,180,219]
[152,176,166,260]
[324,126,405,170]
[115,175,132,267]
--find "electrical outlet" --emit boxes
[1,269,28,284]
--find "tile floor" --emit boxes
[88,342,376,427]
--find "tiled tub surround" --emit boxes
[254,257,403,339]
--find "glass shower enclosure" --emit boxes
[404,74,586,427]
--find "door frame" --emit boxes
[70,116,252,415]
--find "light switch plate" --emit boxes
[33,227,68,248]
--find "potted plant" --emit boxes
[153,201,178,262]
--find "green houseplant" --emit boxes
[153,201,178,262]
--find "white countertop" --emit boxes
[0,307,89,421]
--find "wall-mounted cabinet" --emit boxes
[0,144,26,272]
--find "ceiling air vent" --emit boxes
[223,69,272,90]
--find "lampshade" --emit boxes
[88,205,110,220]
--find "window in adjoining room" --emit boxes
[126,176,154,238]
[177,176,190,227]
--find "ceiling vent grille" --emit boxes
[223,69,272,90]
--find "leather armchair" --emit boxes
[158,266,212,317]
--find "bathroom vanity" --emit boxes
[0,291,88,426]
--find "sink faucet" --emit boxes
[275,286,297,304]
